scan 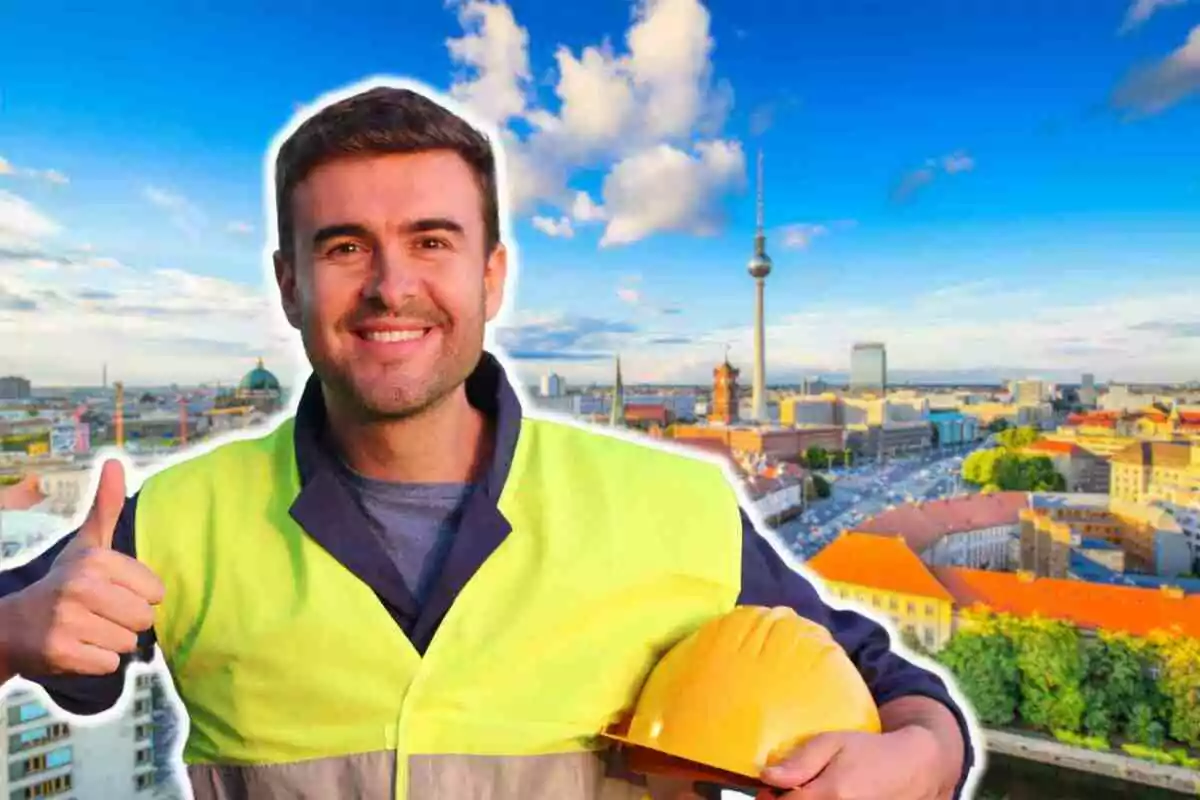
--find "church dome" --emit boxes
[238,358,281,393]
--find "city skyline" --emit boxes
[2,0,1199,386]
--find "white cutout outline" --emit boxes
[1,74,985,799]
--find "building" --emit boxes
[808,533,956,651]
[807,530,1200,652]
[779,395,836,427]
[709,358,739,425]
[670,424,843,463]
[927,410,980,447]
[1013,380,1046,407]
[539,372,565,398]
[854,492,1027,571]
[1024,493,1191,578]
[0,377,32,401]
[747,150,772,423]
[1110,441,1200,558]
[1078,373,1097,408]
[1022,439,1110,493]
[849,343,887,395]
[0,675,163,798]
[609,356,624,427]
[933,567,1200,641]
[214,358,284,415]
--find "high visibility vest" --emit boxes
[135,415,744,799]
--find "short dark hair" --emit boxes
[275,86,500,257]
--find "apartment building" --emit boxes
[1,673,163,799]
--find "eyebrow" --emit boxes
[311,218,466,248]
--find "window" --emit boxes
[135,723,152,742]
[8,723,69,754]
[8,771,71,798]
[923,628,935,647]
[925,603,935,617]
[6,701,48,726]
[889,598,898,611]
[135,772,156,791]
[135,747,153,765]
[906,602,916,614]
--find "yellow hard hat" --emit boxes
[603,605,881,788]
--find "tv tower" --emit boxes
[747,150,772,423]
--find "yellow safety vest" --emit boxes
[135,414,743,799]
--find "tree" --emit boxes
[811,474,832,499]
[1010,617,1087,734]
[936,618,1021,726]
[995,426,1039,450]
[1147,630,1200,748]
[805,446,830,470]
[1080,632,1161,741]
[962,449,1065,492]
[930,424,941,449]
[988,419,1010,433]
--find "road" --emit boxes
[777,442,987,560]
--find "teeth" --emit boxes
[365,330,425,342]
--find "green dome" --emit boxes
[239,358,281,393]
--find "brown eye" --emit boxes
[327,242,365,257]
[416,237,449,250]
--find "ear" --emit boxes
[483,242,508,323]
[274,250,302,330]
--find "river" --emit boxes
[974,753,1184,798]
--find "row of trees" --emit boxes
[933,610,1200,759]
[961,426,1066,492]
[802,446,854,470]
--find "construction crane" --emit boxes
[114,381,125,449]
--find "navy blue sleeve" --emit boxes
[0,493,156,716]
[737,510,976,798]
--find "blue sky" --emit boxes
[1,0,1198,387]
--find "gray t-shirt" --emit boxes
[337,464,475,605]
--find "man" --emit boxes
[0,82,976,800]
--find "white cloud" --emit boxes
[226,220,254,235]
[445,0,742,242]
[571,190,606,222]
[0,251,298,385]
[1112,24,1200,116]
[1120,0,1188,33]
[446,0,532,126]
[143,185,206,239]
[0,190,61,248]
[0,157,70,185]
[600,139,745,246]
[531,215,574,238]
[941,151,975,174]
[779,223,829,250]
[500,280,1200,385]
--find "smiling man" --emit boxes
[0,83,977,800]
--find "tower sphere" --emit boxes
[748,252,772,279]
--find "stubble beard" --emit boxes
[305,320,483,424]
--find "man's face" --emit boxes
[275,150,507,419]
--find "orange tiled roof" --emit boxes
[933,567,1200,638]
[1179,411,1200,424]
[1026,440,1085,456]
[1110,441,1192,468]
[807,532,954,602]
[852,492,1029,552]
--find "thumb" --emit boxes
[760,733,848,789]
[76,459,126,550]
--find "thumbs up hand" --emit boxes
[2,460,165,678]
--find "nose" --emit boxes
[364,242,422,309]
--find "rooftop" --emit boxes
[1111,441,1192,468]
[807,532,954,602]
[852,492,1029,552]
[933,566,1200,639]
[1025,440,1086,457]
